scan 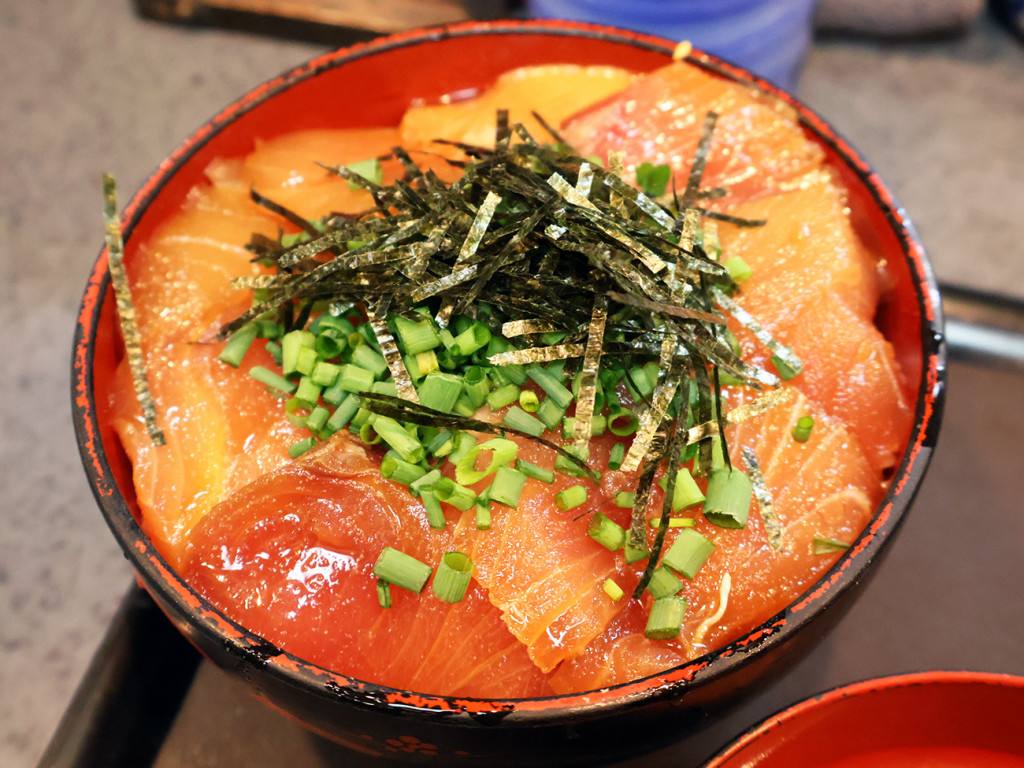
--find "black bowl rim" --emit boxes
[705,670,1024,765]
[71,18,946,726]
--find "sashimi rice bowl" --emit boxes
[73,21,944,766]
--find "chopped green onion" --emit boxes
[555,485,587,512]
[536,397,566,431]
[648,517,695,529]
[420,488,446,530]
[369,415,426,464]
[306,405,329,434]
[813,536,850,555]
[325,393,360,433]
[345,157,383,189]
[602,578,624,602]
[662,528,715,579]
[501,406,546,438]
[425,429,454,458]
[475,498,492,530]
[518,389,540,412]
[722,255,753,284]
[455,437,518,485]
[644,596,687,640]
[393,314,440,355]
[645,566,682,599]
[311,361,342,387]
[314,334,345,360]
[792,415,815,443]
[409,468,442,497]
[338,363,375,393]
[432,552,474,603]
[372,547,431,594]
[608,442,626,471]
[452,323,491,356]
[281,330,315,376]
[434,477,477,511]
[376,579,392,609]
[381,456,427,486]
[462,366,491,408]
[624,541,650,565]
[771,355,800,381]
[351,344,388,378]
[416,372,464,413]
[250,365,297,395]
[218,324,257,368]
[264,340,283,366]
[607,408,639,436]
[614,491,635,509]
[554,445,592,478]
[486,383,521,411]
[288,436,317,458]
[665,467,705,512]
[488,466,526,508]
[516,459,555,484]
[526,365,574,410]
[292,376,322,409]
[587,513,626,551]
[704,468,752,529]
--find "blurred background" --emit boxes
[1,1,1022,766]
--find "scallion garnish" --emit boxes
[587,513,626,551]
[662,528,715,579]
[555,485,587,512]
[792,415,815,442]
[431,552,474,604]
[644,596,687,640]
[813,536,850,555]
[703,468,753,529]
[372,547,432,594]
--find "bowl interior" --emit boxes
[75,19,944,723]
[708,672,1024,766]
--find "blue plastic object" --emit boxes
[525,0,817,89]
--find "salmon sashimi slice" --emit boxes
[560,61,824,206]
[184,433,554,698]
[399,65,636,156]
[206,127,403,221]
[548,390,880,694]
[111,342,307,569]
[717,172,883,323]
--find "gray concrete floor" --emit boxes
[1,2,1021,766]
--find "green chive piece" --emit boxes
[338,363,374,393]
[488,466,526,508]
[722,255,753,284]
[670,467,705,512]
[426,429,455,458]
[351,344,388,378]
[463,366,491,408]
[515,459,555,484]
[646,566,683,599]
[645,596,687,640]
[587,513,626,551]
[536,397,566,431]
[372,547,431,594]
[325,393,360,433]
[381,456,427,486]
[434,478,477,511]
[288,436,317,459]
[662,528,716,579]
[704,468,752,529]
[648,517,695,529]
[555,485,587,512]
[501,406,545,438]
[614,491,635,509]
[281,330,315,376]
[602,578,625,602]
[554,445,592,478]
[771,355,800,381]
[526,365,574,410]
[264,340,283,366]
[452,323,491,356]
[370,415,426,464]
[293,376,322,409]
[455,437,518,485]
[321,383,347,408]
[376,579,392,609]
[416,372,464,413]
[518,389,540,413]
[409,468,442,497]
[432,552,474,604]
[813,536,851,555]
[486,383,521,411]
[314,334,345,360]
[448,431,477,467]
[420,488,446,530]
[218,324,257,368]
[345,157,383,189]
[393,314,439,355]
[624,541,650,565]
[607,408,639,436]
[608,442,626,471]
[792,415,815,443]
[311,361,342,387]
[306,405,329,434]
[475,499,492,530]
[250,365,297,395]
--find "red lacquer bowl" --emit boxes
[71,19,945,766]
[707,671,1024,767]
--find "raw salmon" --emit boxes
[560,61,825,206]
[184,431,554,698]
